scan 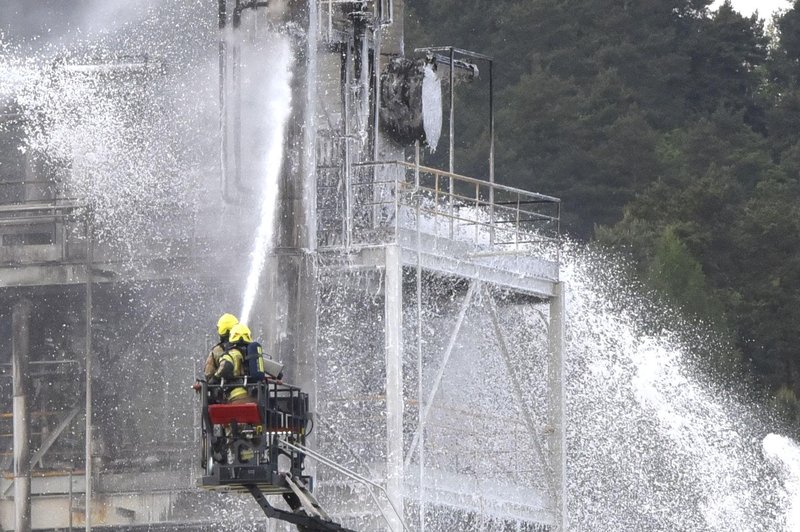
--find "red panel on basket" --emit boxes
[208,403,262,425]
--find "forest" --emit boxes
[405,0,800,431]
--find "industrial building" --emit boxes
[0,1,566,530]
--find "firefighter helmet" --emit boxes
[216,313,239,336]
[229,323,252,344]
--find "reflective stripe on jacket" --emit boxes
[218,348,248,401]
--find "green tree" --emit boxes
[729,158,800,392]
[684,1,769,128]
[406,0,800,417]
[647,226,724,319]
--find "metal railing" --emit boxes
[0,184,85,262]
[318,0,394,42]
[317,159,561,256]
[0,179,61,204]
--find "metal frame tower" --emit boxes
[266,1,568,530]
[0,1,568,530]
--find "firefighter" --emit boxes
[214,323,254,404]
[204,313,238,382]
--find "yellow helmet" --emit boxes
[216,313,239,336]
[229,323,252,343]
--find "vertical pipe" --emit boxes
[219,0,229,200]
[232,2,243,194]
[548,282,568,531]
[358,21,370,139]
[344,38,353,248]
[69,470,73,532]
[263,0,318,476]
[448,47,455,175]
[305,0,319,252]
[448,48,455,240]
[414,141,424,532]
[84,215,93,532]
[372,24,382,164]
[488,60,495,245]
[327,0,332,40]
[384,245,404,532]
[12,299,32,532]
[371,23,382,230]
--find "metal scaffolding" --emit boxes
[0,1,568,530]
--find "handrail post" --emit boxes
[557,202,562,263]
[475,182,480,242]
[489,59,495,246]
[414,141,421,242]
[449,174,454,240]
[515,193,521,252]
[414,140,420,189]
[434,173,440,238]
[393,171,400,242]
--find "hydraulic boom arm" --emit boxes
[246,477,356,532]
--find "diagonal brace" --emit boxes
[404,280,477,469]
[484,284,557,501]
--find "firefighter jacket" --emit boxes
[214,346,248,402]
[203,342,227,380]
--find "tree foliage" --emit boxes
[406,0,800,424]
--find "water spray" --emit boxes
[239,37,293,325]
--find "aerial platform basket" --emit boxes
[197,378,356,531]
[198,379,311,493]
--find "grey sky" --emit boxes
[720,0,793,18]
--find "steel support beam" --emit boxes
[263,0,319,438]
[484,287,556,504]
[13,299,32,532]
[548,282,567,531]
[415,173,425,532]
[32,406,81,469]
[85,215,94,532]
[384,244,404,530]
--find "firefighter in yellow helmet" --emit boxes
[204,313,238,382]
[214,323,254,404]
